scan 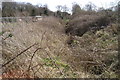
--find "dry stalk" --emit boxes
[1,43,38,68]
[25,31,46,77]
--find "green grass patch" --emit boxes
[42,57,70,70]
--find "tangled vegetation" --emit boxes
[0,1,119,79]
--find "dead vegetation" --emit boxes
[1,16,90,78]
[66,24,118,77]
[65,12,110,36]
[0,14,119,78]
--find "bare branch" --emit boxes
[1,43,38,68]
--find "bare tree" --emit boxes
[56,5,62,11]
[62,5,69,12]
[72,3,81,14]
[85,2,96,11]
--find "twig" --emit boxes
[32,63,44,77]
[3,36,9,40]
[26,31,46,77]
[40,31,46,44]
[108,60,118,71]
[28,31,46,70]
[1,43,37,68]
[27,48,42,72]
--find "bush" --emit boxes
[65,12,110,36]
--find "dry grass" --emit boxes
[0,16,119,78]
[1,16,91,78]
[66,23,118,78]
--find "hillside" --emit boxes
[1,16,72,78]
[1,1,120,77]
[0,14,119,78]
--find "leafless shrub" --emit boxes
[1,16,118,78]
[65,12,110,36]
[1,16,92,78]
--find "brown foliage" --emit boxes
[65,12,110,36]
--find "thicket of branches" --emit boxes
[1,1,120,78]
